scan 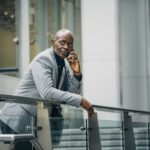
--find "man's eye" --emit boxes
[60,41,65,45]
[68,43,73,47]
[59,41,73,47]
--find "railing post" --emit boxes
[123,112,136,150]
[37,102,52,150]
[85,119,88,150]
[88,112,102,150]
[148,122,150,149]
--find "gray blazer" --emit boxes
[0,48,82,133]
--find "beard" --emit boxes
[60,50,70,58]
[54,48,70,58]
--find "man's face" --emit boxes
[52,33,74,59]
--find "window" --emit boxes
[0,0,18,76]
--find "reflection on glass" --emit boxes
[50,118,87,149]
[0,0,16,68]
[0,115,34,134]
[133,122,149,149]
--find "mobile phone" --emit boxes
[66,49,74,58]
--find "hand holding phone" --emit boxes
[67,49,81,75]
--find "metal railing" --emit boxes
[0,94,150,150]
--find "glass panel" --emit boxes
[50,117,87,149]
[133,122,149,149]
[0,115,34,134]
[131,113,150,149]
[99,120,150,149]
[99,120,123,149]
[88,110,150,150]
[0,0,17,68]
[50,106,86,149]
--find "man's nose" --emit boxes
[63,43,69,49]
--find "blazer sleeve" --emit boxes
[30,56,81,107]
[65,69,82,94]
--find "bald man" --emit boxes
[0,29,94,149]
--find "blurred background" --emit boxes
[0,0,150,112]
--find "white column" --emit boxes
[19,0,30,77]
[81,0,119,108]
[118,0,149,111]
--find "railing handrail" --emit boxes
[0,94,150,115]
[93,104,150,115]
[0,94,65,106]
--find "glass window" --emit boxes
[29,0,40,61]
[0,0,17,71]
[29,0,81,60]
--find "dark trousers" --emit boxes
[0,121,35,150]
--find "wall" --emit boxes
[81,0,119,108]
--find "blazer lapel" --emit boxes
[49,48,58,88]
[53,62,58,88]
[49,48,67,89]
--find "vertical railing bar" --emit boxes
[85,119,88,150]
[88,113,101,150]
[121,120,125,150]
[148,121,150,149]
[121,111,125,150]
[148,115,150,149]
[123,112,136,150]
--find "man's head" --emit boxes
[51,29,74,59]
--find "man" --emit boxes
[0,29,94,149]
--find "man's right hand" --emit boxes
[80,98,94,117]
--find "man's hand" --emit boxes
[80,98,94,117]
[67,50,81,76]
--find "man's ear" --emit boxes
[50,40,55,45]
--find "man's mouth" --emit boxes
[61,50,70,57]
